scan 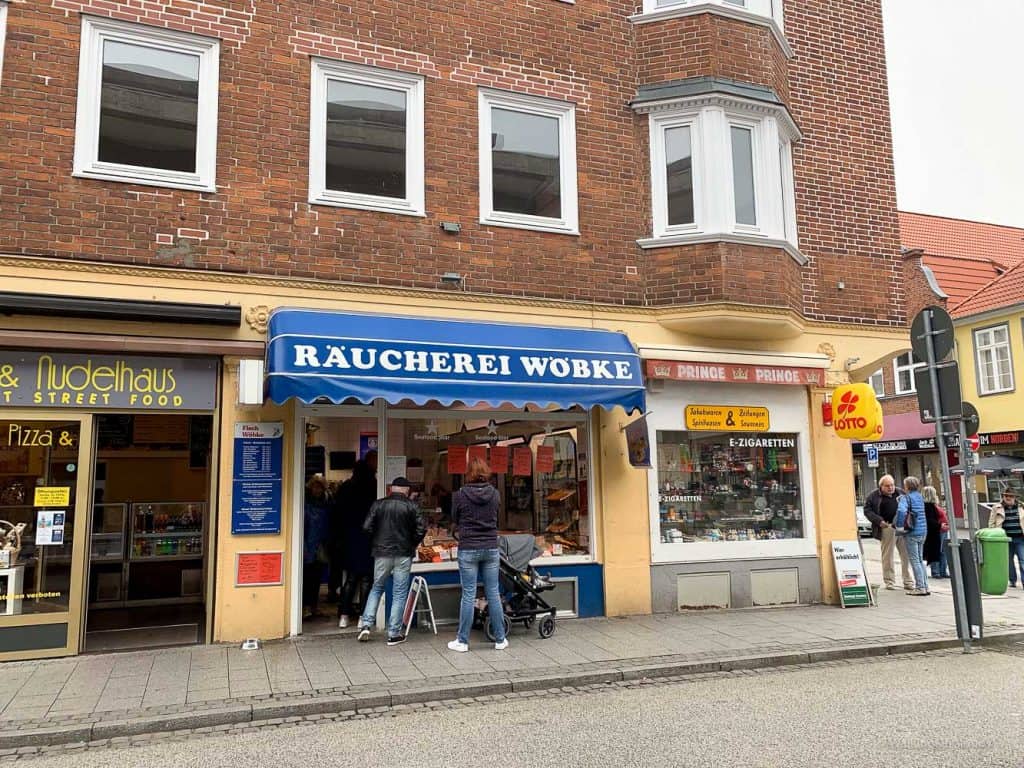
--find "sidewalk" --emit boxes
[2,538,1023,749]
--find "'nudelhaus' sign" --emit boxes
[0,351,217,409]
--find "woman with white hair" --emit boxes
[896,476,929,595]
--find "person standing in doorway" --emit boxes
[997,486,1024,588]
[357,476,425,646]
[863,475,914,591]
[896,476,929,595]
[448,457,509,653]
[302,474,332,619]
[334,458,376,628]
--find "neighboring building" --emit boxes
[852,213,1024,512]
[0,0,908,660]
[952,260,1024,505]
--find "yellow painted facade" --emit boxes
[0,256,911,648]
[955,308,1024,433]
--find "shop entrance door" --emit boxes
[0,413,92,661]
[296,405,382,637]
[84,413,213,652]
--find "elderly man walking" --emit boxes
[863,474,914,591]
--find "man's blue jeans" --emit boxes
[456,548,506,645]
[1009,538,1024,587]
[905,534,928,591]
[359,555,412,637]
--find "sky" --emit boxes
[882,0,1024,228]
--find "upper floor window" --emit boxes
[73,17,219,191]
[893,352,925,396]
[478,89,578,235]
[309,59,424,216]
[974,324,1014,395]
[641,0,784,30]
[640,96,799,254]
[868,369,885,398]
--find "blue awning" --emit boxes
[266,308,645,413]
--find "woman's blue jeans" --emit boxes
[457,548,506,645]
[905,534,928,591]
[930,532,950,578]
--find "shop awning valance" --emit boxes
[266,309,645,413]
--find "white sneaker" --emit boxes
[494,639,509,651]
[447,640,469,653]
[357,627,370,642]
[338,615,350,629]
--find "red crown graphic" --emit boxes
[836,390,859,416]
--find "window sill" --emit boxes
[72,169,216,194]
[978,387,1016,398]
[309,192,426,217]
[480,215,580,236]
[637,231,807,265]
[628,3,793,59]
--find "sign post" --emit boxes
[912,306,975,651]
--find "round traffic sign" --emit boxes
[968,435,980,451]
[960,401,980,437]
[910,306,955,363]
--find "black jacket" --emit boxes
[863,488,902,540]
[332,473,376,574]
[452,482,500,551]
[362,493,425,558]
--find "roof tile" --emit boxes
[900,212,1024,267]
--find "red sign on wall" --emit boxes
[513,446,533,476]
[490,445,510,473]
[447,445,468,475]
[536,445,555,474]
[468,444,489,466]
[236,551,284,587]
[646,360,826,387]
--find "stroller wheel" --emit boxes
[485,614,513,642]
[538,616,556,639]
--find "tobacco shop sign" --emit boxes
[0,351,217,409]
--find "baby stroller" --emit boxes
[474,533,558,640]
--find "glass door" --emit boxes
[0,413,92,660]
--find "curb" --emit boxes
[2,631,1022,750]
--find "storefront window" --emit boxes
[386,413,590,562]
[0,420,81,615]
[656,430,804,543]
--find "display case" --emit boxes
[129,502,205,561]
[656,431,804,544]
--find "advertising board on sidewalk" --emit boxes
[831,540,871,607]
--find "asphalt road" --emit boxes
[21,647,1024,768]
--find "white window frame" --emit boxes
[642,98,799,257]
[0,1,9,90]
[638,0,786,37]
[73,16,219,192]
[308,59,425,217]
[868,368,884,398]
[650,111,703,238]
[478,89,579,235]
[974,324,1015,396]
[892,352,925,396]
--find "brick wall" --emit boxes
[0,0,902,320]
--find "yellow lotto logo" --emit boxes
[832,383,884,440]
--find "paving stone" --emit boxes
[90,704,254,740]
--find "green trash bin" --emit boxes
[977,527,1011,596]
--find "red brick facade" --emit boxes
[0,0,901,322]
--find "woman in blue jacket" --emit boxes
[896,476,929,595]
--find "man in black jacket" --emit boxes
[356,477,426,646]
[863,474,913,591]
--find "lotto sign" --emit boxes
[832,383,883,441]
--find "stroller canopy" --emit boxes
[499,534,540,572]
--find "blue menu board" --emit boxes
[231,422,284,535]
